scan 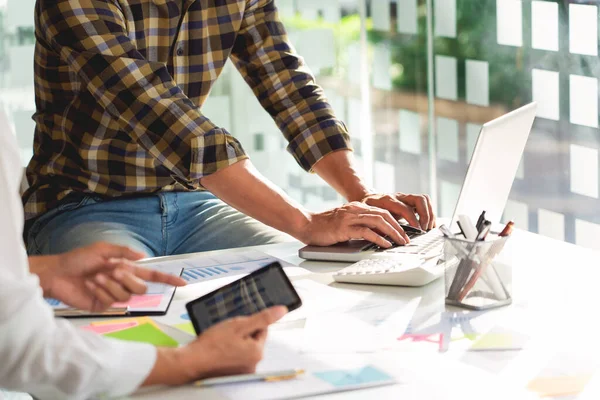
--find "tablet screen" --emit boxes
[186,263,301,333]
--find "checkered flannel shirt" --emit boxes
[23,0,352,220]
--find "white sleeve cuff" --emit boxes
[94,338,157,398]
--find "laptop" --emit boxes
[299,102,537,263]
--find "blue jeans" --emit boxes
[26,192,292,257]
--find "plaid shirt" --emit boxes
[24,0,351,220]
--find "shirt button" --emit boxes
[176,47,184,56]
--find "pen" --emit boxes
[457,222,514,302]
[456,221,466,238]
[457,215,478,240]
[475,211,486,233]
[476,221,492,241]
[498,221,514,237]
[450,219,491,300]
[440,225,473,262]
[195,369,305,387]
[447,217,477,299]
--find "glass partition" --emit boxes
[2,0,599,250]
[0,0,36,164]
[428,0,600,250]
[207,0,363,212]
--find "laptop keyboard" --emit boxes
[365,228,444,256]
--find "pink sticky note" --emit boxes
[113,294,163,309]
[81,321,139,335]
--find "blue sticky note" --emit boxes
[314,366,393,387]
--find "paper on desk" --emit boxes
[302,298,421,353]
[398,309,531,353]
[151,299,191,335]
[217,365,397,400]
[141,250,305,285]
[218,331,398,400]
[159,278,365,329]
[280,279,369,323]
[259,330,369,372]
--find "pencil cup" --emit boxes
[442,235,512,311]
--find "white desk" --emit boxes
[124,229,600,399]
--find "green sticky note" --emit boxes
[105,323,179,348]
[175,322,196,336]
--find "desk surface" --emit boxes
[122,229,600,400]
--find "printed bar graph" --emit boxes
[180,258,273,283]
[147,251,282,284]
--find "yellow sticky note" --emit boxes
[527,375,592,398]
[175,322,196,336]
[470,333,517,350]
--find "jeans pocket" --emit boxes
[27,195,98,254]
[56,196,91,212]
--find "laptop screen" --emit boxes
[449,103,537,231]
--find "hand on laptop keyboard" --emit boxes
[364,224,427,251]
[400,224,428,237]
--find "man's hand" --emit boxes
[144,306,288,386]
[311,151,436,232]
[360,193,436,231]
[32,242,186,312]
[297,202,411,248]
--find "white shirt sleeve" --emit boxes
[0,128,157,399]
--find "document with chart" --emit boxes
[140,249,292,285]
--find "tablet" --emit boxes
[186,262,302,334]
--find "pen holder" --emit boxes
[442,235,512,311]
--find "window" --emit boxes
[2,0,600,250]
[0,0,36,164]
